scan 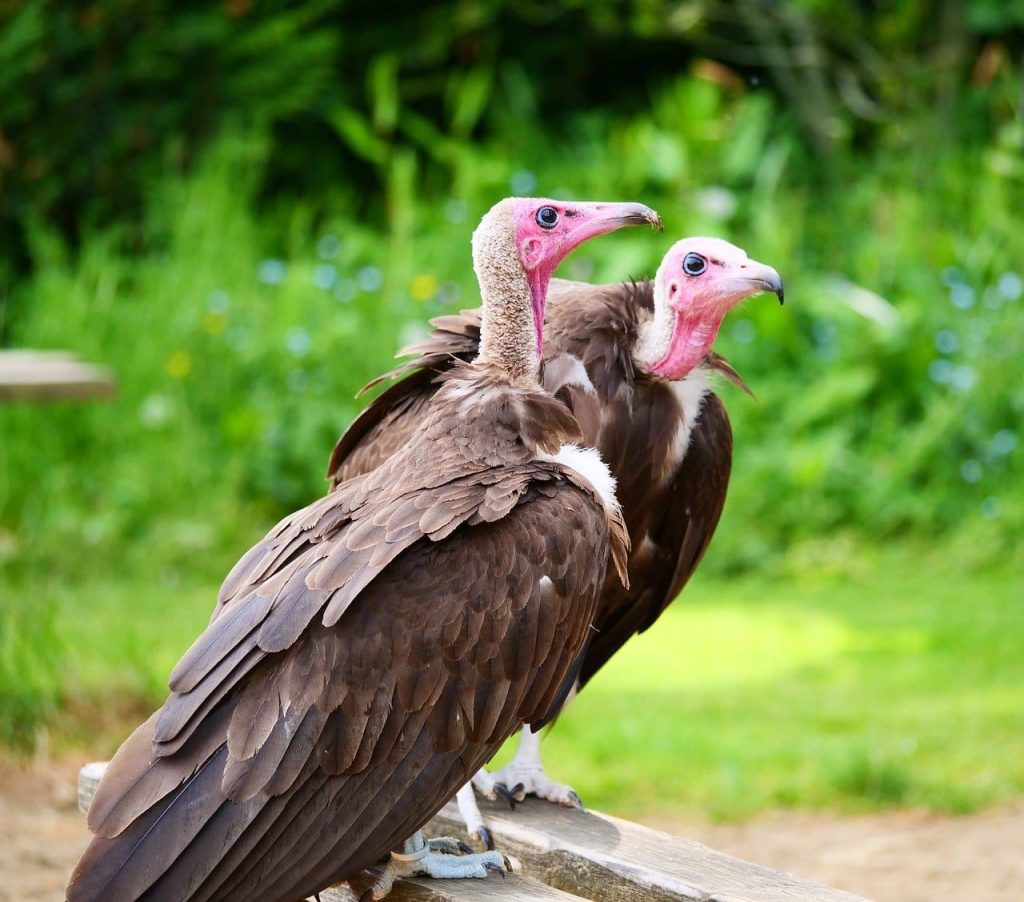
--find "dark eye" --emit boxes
[535,206,559,229]
[683,253,707,276]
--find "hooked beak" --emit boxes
[608,202,663,230]
[741,261,785,305]
[565,201,663,244]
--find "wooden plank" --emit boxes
[336,872,582,901]
[77,762,109,815]
[77,763,579,901]
[425,798,866,902]
[0,349,116,401]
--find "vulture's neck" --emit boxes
[473,224,543,385]
[633,301,722,381]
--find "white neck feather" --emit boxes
[633,298,675,373]
[537,444,620,514]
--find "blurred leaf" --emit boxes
[448,65,494,138]
[368,54,401,134]
[326,105,389,165]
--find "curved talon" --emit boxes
[358,890,374,902]
[484,861,506,879]
[494,782,518,810]
[457,840,473,855]
[502,855,513,873]
[477,826,494,850]
[486,754,580,809]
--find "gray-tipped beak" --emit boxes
[614,203,663,231]
[744,263,784,305]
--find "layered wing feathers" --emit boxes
[71,444,619,901]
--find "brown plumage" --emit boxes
[329,278,744,692]
[66,196,654,901]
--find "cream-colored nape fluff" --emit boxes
[471,200,540,382]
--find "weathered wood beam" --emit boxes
[78,762,864,901]
[0,350,116,402]
[425,797,865,902]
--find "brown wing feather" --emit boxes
[68,368,625,902]
[578,392,733,689]
[326,309,482,488]
[326,369,438,487]
[706,350,755,398]
[356,308,482,396]
[68,480,613,902]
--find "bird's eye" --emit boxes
[683,253,707,276]
[535,206,559,229]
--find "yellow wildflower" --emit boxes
[203,312,227,335]
[410,274,438,302]
[166,350,192,379]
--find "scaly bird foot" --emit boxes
[480,762,584,809]
[361,831,512,900]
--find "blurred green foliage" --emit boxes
[2,0,1022,275]
[1,0,1023,774]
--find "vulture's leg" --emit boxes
[363,830,511,900]
[455,782,494,849]
[476,721,584,810]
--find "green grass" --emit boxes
[3,540,1021,820]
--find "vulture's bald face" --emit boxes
[505,198,661,279]
[641,237,783,380]
[657,237,784,317]
[474,197,661,355]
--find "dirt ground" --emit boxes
[3,757,1022,902]
[648,807,1024,901]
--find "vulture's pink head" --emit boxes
[474,198,661,355]
[637,237,783,380]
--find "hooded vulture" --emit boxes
[66,196,662,902]
[326,237,784,844]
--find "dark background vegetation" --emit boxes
[1,0,1022,816]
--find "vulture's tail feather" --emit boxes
[208,710,436,899]
[68,746,229,901]
[253,729,467,902]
